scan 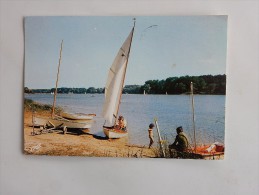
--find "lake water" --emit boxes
[24,94,225,146]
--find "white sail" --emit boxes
[102,29,134,124]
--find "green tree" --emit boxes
[87,87,97,93]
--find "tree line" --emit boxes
[24,87,104,94]
[138,74,226,95]
[24,74,226,95]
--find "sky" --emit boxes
[25,16,227,89]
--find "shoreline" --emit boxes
[24,110,157,158]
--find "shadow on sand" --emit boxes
[92,134,109,140]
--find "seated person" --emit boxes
[115,115,127,131]
[169,126,189,152]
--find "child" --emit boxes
[116,115,127,131]
[148,123,155,148]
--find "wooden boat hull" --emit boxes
[103,126,128,138]
[61,112,95,120]
[33,116,92,129]
[32,116,50,127]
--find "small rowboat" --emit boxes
[33,116,92,129]
[61,112,96,120]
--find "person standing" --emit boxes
[148,123,155,148]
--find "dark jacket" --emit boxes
[170,132,189,151]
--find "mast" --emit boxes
[51,40,63,118]
[113,19,136,126]
[191,82,197,152]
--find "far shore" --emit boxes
[24,109,157,158]
[24,92,226,94]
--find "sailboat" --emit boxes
[102,20,135,139]
[33,40,93,132]
[143,90,146,95]
[187,82,224,159]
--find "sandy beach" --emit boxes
[24,110,157,158]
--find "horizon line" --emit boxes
[25,74,226,89]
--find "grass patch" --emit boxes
[24,98,63,114]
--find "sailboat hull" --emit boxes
[194,152,224,160]
[61,112,95,120]
[191,145,224,160]
[33,116,92,129]
[103,126,128,138]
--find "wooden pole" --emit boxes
[154,118,165,157]
[32,110,35,135]
[191,82,197,153]
[51,40,63,118]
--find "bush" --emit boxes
[24,98,62,114]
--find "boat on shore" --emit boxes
[61,112,96,120]
[30,40,95,133]
[170,143,224,160]
[102,19,136,138]
[174,82,225,159]
[191,143,224,160]
[33,115,92,130]
[103,126,128,139]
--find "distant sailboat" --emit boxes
[102,20,136,138]
[144,90,146,95]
